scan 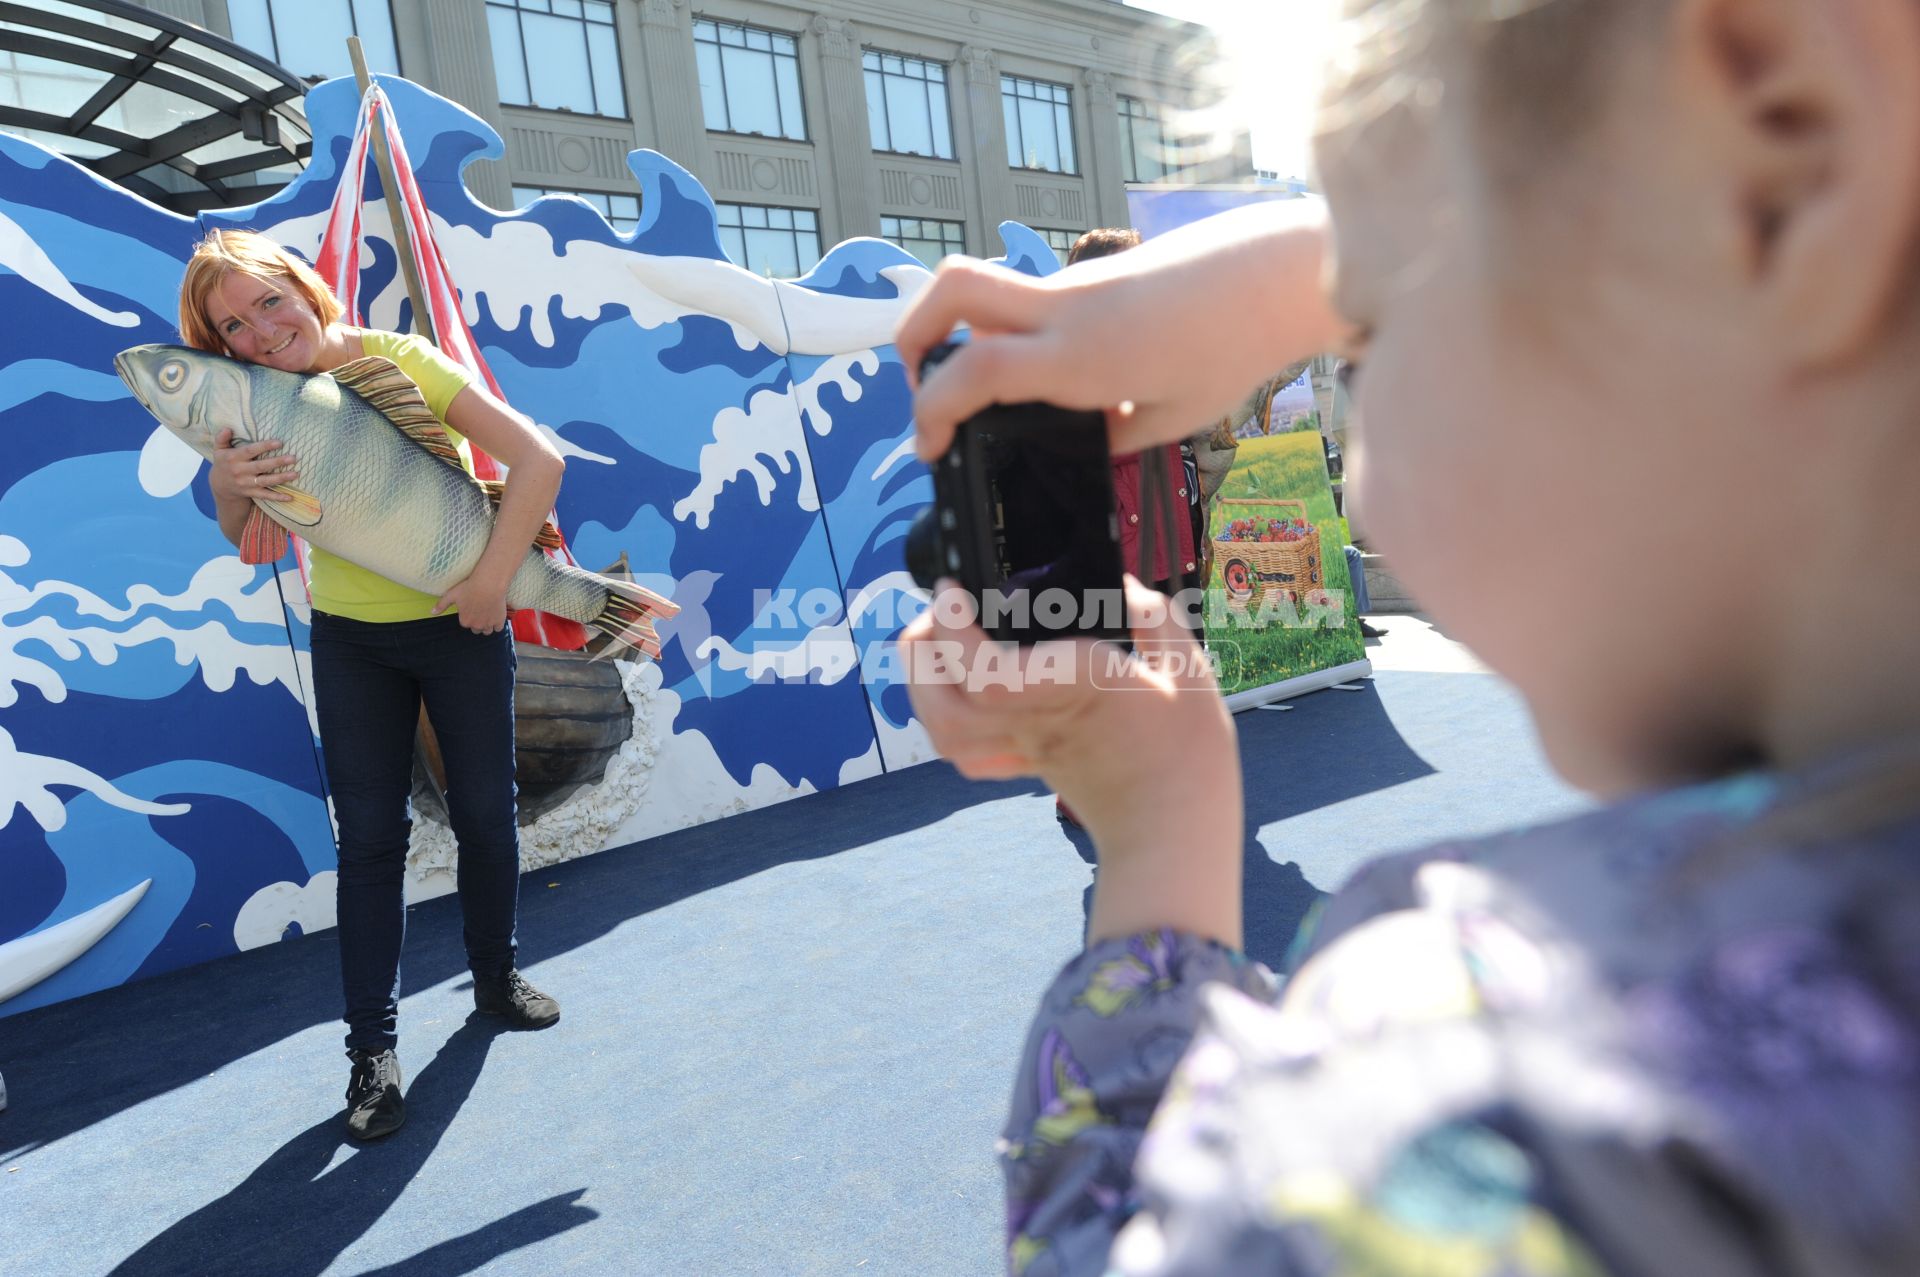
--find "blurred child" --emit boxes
[896,0,1920,1272]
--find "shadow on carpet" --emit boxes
[0,764,1046,1168]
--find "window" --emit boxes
[514,185,640,234]
[227,0,398,82]
[1001,75,1075,173]
[696,19,806,141]
[716,203,821,277]
[863,51,952,160]
[1120,96,1187,183]
[1039,228,1078,267]
[881,216,963,269]
[487,0,625,118]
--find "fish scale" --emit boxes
[115,343,677,659]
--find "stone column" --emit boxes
[1080,69,1129,230]
[809,15,875,243]
[416,0,511,206]
[637,0,711,177]
[956,45,1014,250]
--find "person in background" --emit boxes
[896,0,1920,1271]
[1066,229,1201,603]
[1055,229,1202,831]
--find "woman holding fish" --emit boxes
[153,228,631,1142]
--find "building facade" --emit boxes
[134,0,1246,270]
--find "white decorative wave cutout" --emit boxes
[0,879,151,1004]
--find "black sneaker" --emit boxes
[474,969,560,1030]
[344,1047,405,1141]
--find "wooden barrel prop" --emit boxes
[412,641,635,827]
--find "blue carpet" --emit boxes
[0,668,1584,1276]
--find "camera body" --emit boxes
[905,343,1130,645]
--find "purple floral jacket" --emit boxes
[1003,745,1920,1276]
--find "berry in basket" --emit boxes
[1219,516,1317,543]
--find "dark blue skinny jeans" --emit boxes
[310,611,520,1052]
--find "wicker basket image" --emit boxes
[1215,498,1322,611]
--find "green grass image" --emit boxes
[1203,431,1366,695]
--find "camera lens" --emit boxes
[905,506,945,592]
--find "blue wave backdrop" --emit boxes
[0,75,1056,1019]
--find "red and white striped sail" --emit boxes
[313,84,588,650]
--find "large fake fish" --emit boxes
[114,344,676,660]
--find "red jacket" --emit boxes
[1112,444,1197,585]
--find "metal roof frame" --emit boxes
[0,0,311,213]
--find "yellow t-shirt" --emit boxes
[308,330,479,622]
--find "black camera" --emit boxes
[904,342,1130,645]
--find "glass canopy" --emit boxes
[0,0,311,213]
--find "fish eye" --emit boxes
[158,360,187,392]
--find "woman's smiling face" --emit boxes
[203,271,328,372]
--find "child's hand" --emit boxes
[902,576,1243,949]
[894,202,1340,465]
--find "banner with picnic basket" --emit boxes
[1200,424,1369,705]
[1216,498,1323,612]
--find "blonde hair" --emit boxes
[178,228,344,355]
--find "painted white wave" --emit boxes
[0,879,152,1004]
[838,739,882,786]
[138,425,205,499]
[793,351,880,438]
[872,708,938,771]
[0,208,140,328]
[847,570,922,627]
[233,870,337,950]
[1,543,307,715]
[870,435,917,482]
[542,421,616,466]
[672,385,813,529]
[0,726,189,833]
[672,353,886,530]
[605,670,820,849]
[694,622,859,685]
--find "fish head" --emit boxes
[114,344,256,458]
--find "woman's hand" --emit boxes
[209,427,299,502]
[901,576,1244,949]
[433,572,511,635]
[894,201,1342,464]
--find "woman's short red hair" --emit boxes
[178,228,343,354]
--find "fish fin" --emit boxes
[330,355,464,468]
[262,483,324,527]
[477,479,566,551]
[586,577,679,662]
[238,507,290,564]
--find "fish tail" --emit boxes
[588,578,680,662]
[238,506,290,565]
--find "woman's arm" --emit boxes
[434,385,566,633]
